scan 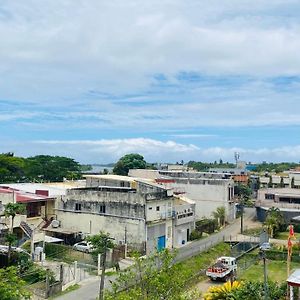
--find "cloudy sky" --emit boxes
[1,0,300,164]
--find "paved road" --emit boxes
[56,275,116,300]
[56,208,256,300]
[175,207,256,262]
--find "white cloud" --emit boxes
[11,139,298,164]
[1,0,300,103]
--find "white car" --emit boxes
[73,241,93,253]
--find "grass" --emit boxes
[243,227,264,236]
[49,284,80,299]
[276,231,290,240]
[239,260,300,282]
[177,243,231,282]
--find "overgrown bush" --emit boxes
[196,218,218,234]
[189,230,202,241]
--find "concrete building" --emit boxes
[256,188,300,222]
[128,169,236,222]
[259,173,300,189]
[0,186,56,243]
[49,175,195,254]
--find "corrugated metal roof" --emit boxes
[0,186,54,203]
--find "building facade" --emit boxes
[129,169,236,222]
[50,175,195,254]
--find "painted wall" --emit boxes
[57,210,146,248]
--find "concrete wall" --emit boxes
[146,199,173,222]
[146,219,172,254]
[168,180,234,220]
[173,222,194,247]
[57,210,146,247]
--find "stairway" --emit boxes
[20,221,33,238]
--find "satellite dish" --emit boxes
[51,220,60,228]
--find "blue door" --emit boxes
[157,236,166,251]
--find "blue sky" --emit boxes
[1,0,300,164]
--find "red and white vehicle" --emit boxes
[206,256,237,281]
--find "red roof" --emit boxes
[0,186,54,203]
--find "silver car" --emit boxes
[73,241,93,253]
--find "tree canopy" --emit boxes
[0,153,82,183]
[113,153,147,176]
[0,267,31,300]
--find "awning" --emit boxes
[287,269,300,287]
[44,235,64,243]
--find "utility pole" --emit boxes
[259,243,270,300]
[262,251,268,300]
[99,236,114,300]
[240,197,244,234]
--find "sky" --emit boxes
[1,0,300,164]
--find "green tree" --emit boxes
[0,154,26,183]
[0,266,31,300]
[86,231,115,256]
[4,203,25,263]
[213,206,226,227]
[265,207,285,238]
[113,154,147,176]
[235,184,252,205]
[232,280,286,300]
[25,155,81,181]
[107,249,198,300]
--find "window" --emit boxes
[100,205,106,214]
[265,194,275,200]
[156,206,160,211]
[75,203,82,211]
[149,207,152,210]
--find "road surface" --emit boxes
[56,208,257,300]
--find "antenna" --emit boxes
[234,152,240,165]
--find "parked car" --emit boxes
[0,245,30,256]
[73,241,93,253]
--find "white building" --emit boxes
[128,169,236,222]
[48,175,195,254]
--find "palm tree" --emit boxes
[265,207,284,238]
[213,206,226,227]
[4,203,25,263]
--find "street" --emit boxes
[56,208,257,300]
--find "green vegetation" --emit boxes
[4,203,26,263]
[0,153,82,183]
[106,243,229,300]
[212,207,226,227]
[187,160,235,172]
[204,280,286,300]
[44,243,95,264]
[86,231,115,257]
[255,162,299,174]
[113,153,148,175]
[239,260,300,282]
[0,266,31,300]
[49,284,80,299]
[177,243,230,282]
[107,249,200,300]
[265,207,285,238]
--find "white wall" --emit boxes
[170,181,233,220]
[57,210,146,247]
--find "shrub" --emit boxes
[189,230,202,241]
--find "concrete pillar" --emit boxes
[74,261,78,282]
[98,254,101,276]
